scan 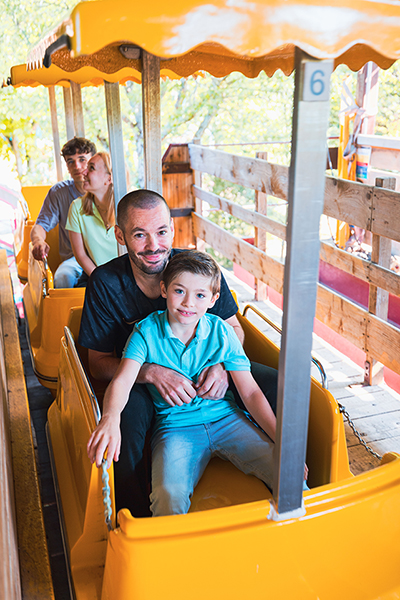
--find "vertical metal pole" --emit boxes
[63,86,75,140]
[141,51,162,194]
[70,81,85,138]
[270,49,333,519]
[48,86,63,182]
[104,81,128,207]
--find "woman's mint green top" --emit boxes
[66,197,118,267]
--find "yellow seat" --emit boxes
[23,245,85,389]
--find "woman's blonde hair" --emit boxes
[81,152,115,227]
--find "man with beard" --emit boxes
[79,189,278,517]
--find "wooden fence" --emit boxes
[162,143,400,378]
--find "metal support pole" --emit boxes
[48,86,63,182]
[141,51,162,194]
[70,81,85,138]
[104,81,127,208]
[270,49,333,519]
[63,86,75,140]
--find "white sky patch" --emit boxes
[267,5,400,47]
[163,5,249,55]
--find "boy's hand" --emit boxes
[140,363,196,406]
[195,363,229,399]
[87,414,121,468]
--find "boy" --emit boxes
[88,251,297,515]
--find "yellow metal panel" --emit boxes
[102,457,400,600]
[11,63,141,88]
[21,185,51,220]
[23,246,85,389]
[28,0,400,76]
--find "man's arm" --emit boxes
[31,223,49,261]
[88,349,197,405]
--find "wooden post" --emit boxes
[63,86,75,141]
[192,138,205,252]
[255,151,268,301]
[142,51,162,194]
[48,86,63,182]
[162,144,195,249]
[70,81,85,138]
[364,176,395,385]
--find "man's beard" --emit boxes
[127,247,171,275]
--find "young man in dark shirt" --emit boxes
[79,189,278,516]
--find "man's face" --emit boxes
[64,152,93,184]
[115,203,174,275]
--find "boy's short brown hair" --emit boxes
[61,137,96,158]
[162,250,221,296]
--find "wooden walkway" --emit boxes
[223,268,400,476]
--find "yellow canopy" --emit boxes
[27,0,400,77]
[9,62,141,88]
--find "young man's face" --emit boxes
[160,272,219,329]
[64,152,93,185]
[115,203,174,275]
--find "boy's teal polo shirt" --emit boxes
[66,197,118,267]
[123,310,251,431]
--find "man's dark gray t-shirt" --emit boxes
[36,180,81,261]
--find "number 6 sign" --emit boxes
[302,61,331,102]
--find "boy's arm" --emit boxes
[87,358,141,467]
[230,370,276,442]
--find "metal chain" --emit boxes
[101,459,113,531]
[339,403,382,461]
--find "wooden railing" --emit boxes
[186,144,400,377]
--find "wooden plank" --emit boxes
[255,151,268,301]
[319,241,400,296]
[0,250,54,599]
[62,86,74,141]
[162,144,195,249]
[48,87,63,182]
[141,51,162,194]
[371,185,400,243]
[323,176,373,229]
[370,147,400,172]
[368,169,400,191]
[188,143,289,200]
[365,177,395,385]
[188,146,400,243]
[366,314,400,375]
[193,185,287,240]
[315,284,367,350]
[192,139,205,252]
[70,81,85,138]
[193,214,284,293]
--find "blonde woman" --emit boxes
[66,152,118,284]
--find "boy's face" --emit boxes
[160,272,219,328]
[64,151,93,184]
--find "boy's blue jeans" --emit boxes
[150,411,274,516]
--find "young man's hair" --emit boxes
[61,137,97,158]
[163,250,221,296]
[117,189,170,231]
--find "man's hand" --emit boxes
[139,363,196,407]
[32,240,50,261]
[87,414,121,468]
[194,363,229,400]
